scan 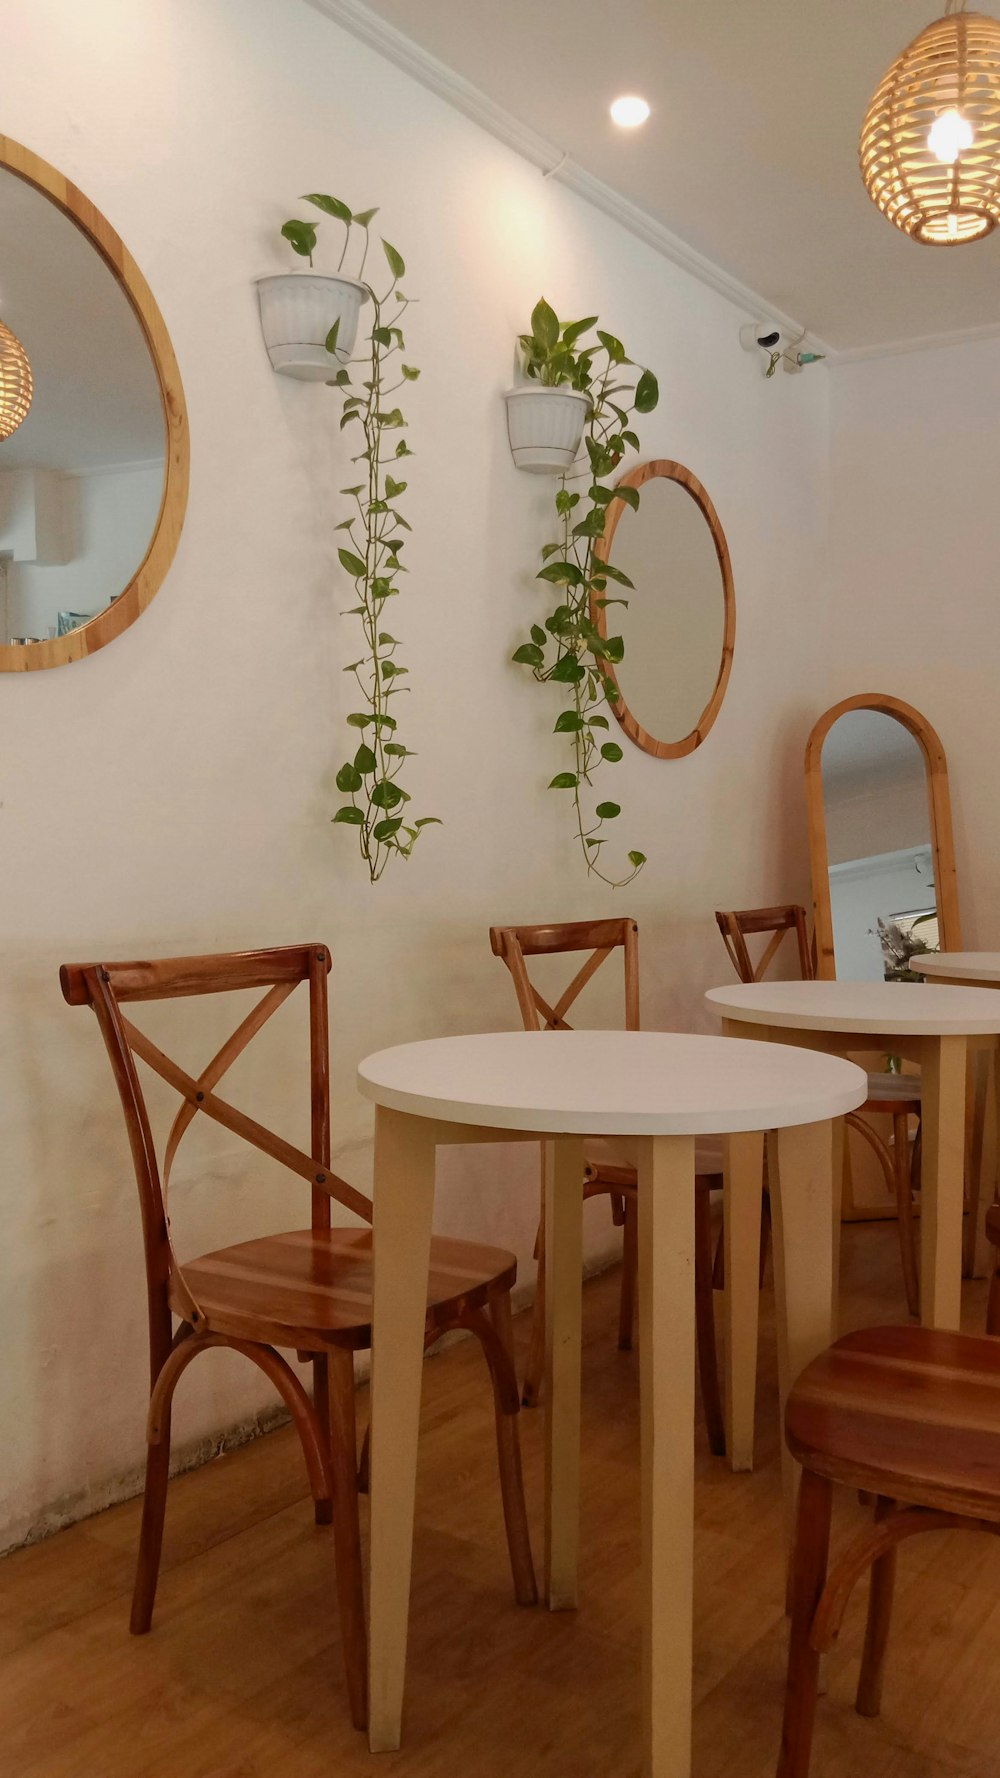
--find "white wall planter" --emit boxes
[503,384,589,474]
[256,272,369,381]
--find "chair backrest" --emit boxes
[489,918,639,1032]
[715,905,815,984]
[60,944,370,1378]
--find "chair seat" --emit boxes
[584,1132,724,1184]
[786,1325,1000,1520]
[173,1227,517,1353]
[864,1069,922,1109]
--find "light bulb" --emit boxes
[610,95,650,129]
[928,106,974,164]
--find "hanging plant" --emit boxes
[278,194,439,882]
[510,300,659,887]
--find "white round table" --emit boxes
[358,1029,866,1778]
[909,956,1000,1276]
[913,951,1000,986]
[706,980,1000,1365]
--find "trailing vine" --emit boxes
[511,300,659,887]
[281,193,438,882]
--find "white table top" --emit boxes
[912,952,1000,984]
[706,978,1000,1036]
[357,1029,867,1136]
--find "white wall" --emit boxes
[828,336,1000,946]
[0,0,831,1547]
[6,464,163,640]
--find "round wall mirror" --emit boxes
[0,136,188,671]
[592,459,735,758]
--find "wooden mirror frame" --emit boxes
[0,136,189,672]
[591,458,735,759]
[805,691,961,980]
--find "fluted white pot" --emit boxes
[256,272,369,381]
[503,384,589,474]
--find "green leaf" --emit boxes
[530,625,547,647]
[352,206,379,226]
[628,851,647,868]
[634,369,659,413]
[622,429,639,450]
[546,605,576,636]
[377,407,405,428]
[378,631,399,646]
[347,713,372,728]
[340,410,360,430]
[592,560,634,589]
[537,561,582,586]
[382,239,406,279]
[372,326,392,346]
[600,742,624,762]
[396,440,415,457]
[512,643,544,666]
[384,476,407,498]
[324,317,341,355]
[338,548,367,578]
[401,364,421,380]
[554,711,585,732]
[414,817,443,827]
[595,801,621,819]
[372,779,404,809]
[602,636,625,663]
[531,297,559,351]
[280,219,317,258]
[549,772,579,789]
[540,541,563,561]
[340,483,365,496]
[383,742,411,756]
[372,817,403,841]
[304,192,352,223]
[550,655,585,684]
[562,314,599,346]
[354,745,377,774]
[572,510,607,539]
[612,484,640,510]
[333,806,364,825]
[335,763,363,793]
[555,489,580,514]
[596,329,627,363]
[371,713,397,730]
[588,714,610,729]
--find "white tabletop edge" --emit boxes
[704,980,1000,1035]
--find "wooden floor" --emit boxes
[2,1225,999,1778]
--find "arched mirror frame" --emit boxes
[805,691,962,980]
[0,135,189,672]
[591,458,736,759]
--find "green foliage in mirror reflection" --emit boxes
[281,192,438,881]
[512,302,658,886]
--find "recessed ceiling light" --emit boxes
[610,95,650,129]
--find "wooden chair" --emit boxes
[716,905,923,1314]
[60,944,537,1733]
[777,1315,1000,1776]
[489,917,725,1455]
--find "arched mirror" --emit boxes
[805,693,961,980]
[0,137,188,671]
[592,458,735,758]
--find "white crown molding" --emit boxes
[831,317,1000,366]
[305,0,831,355]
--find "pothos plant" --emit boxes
[281,193,438,882]
[511,299,659,887]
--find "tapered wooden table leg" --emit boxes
[920,1035,967,1328]
[768,1120,836,1554]
[722,1129,765,1472]
[638,1133,696,1778]
[368,1107,437,1753]
[544,1135,585,1610]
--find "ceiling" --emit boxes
[352,0,1000,354]
[0,167,163,473]
[822,711,926,794]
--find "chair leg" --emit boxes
[522,1212,546,1409]
[618,1194,638,1351]
[894,1113,920,1318]
[856,1497,897,1719]
[695,1183,726,1457]
[356,1420,370,1495]
[326,1344,368,1733]
[129,1418,172,1635]
[312,1353,333,1525]
[760,1189,772,1288]
[487,1291,539,1606]
[989,1263,1000,1336]
[777,1469,833,1778]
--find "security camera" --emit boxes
[739,320,801,355]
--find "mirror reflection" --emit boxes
[0,166,164,648]
[822,709,938,980]
[608,470,730,753]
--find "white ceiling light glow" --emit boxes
[610,94,650,129]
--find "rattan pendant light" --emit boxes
[860,0,1000,244]
[0,319,32,440]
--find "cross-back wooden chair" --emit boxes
[716,904,923,1315]
[489,917,725,1455]
[60,943,536,1733]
